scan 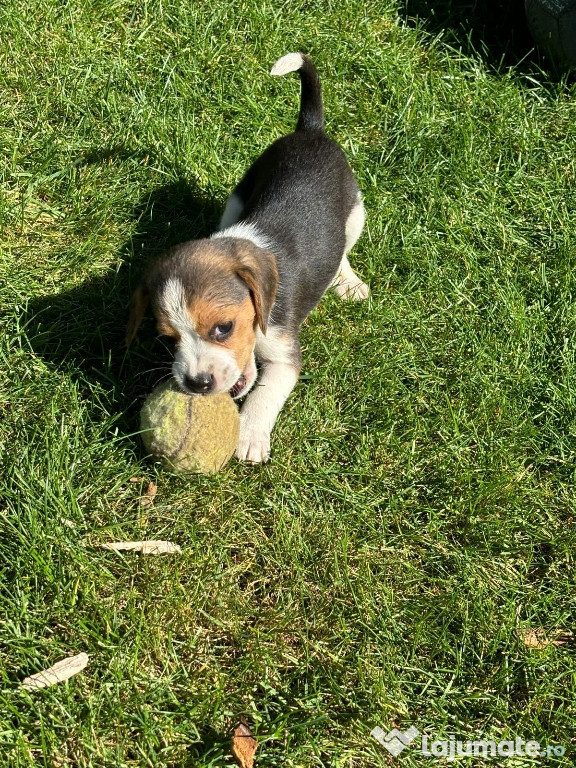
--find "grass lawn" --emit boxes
[1,0,576,765]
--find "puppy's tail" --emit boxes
[270,52,324,133]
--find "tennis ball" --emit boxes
[140,380,240,473]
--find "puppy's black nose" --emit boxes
[183,373,214,394]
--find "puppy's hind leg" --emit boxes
[332,194,369,301]
[219,163,261,230]
[218,192,245,230]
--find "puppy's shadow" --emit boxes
[23,169,222,421]
[401,0,543,74]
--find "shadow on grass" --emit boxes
[401,0,548,73]
[22,151,222,427]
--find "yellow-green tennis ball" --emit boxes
[140,380,240,473]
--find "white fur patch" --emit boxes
[270,52,304,76]
[212,221,273,252]
[344,194,365,254]
[162,277,194,332]
[255,326,295,365]
[332,255,369,301]
[331,193,369,300]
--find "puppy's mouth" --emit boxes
[229,356,257,399]
[229,374,247,398]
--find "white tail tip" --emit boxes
[270,52,304,76]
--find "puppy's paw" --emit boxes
[236,421,271,463]
[334,279,370,301]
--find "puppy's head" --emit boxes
[126,237,278,399]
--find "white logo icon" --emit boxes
[371,725,420,756]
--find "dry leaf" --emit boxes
[140,481,158,507]
[101,540,181,555]
[21,652,89,690]
[521,628,547,649]
[129,477,144,483]
[231,721,258,768]
[521,628,573,649]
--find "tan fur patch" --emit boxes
[126,284,150,346]
[155,320,181,340]
[189,296,256,371]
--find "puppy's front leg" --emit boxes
[236,361,300,463]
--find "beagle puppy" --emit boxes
[127,52,369,463]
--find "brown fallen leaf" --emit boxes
[101,540,181,555]
[140,481,158,507]
[21,652,89,690]
[231,720,258,768]
[520,628,574,649]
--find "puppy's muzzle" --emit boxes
[183,372,214,394]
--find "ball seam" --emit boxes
[165,393,193,461]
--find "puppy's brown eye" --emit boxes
[211,321,234,341]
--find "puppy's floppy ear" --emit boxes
[125,284,150,347]
[235,245,278,334]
